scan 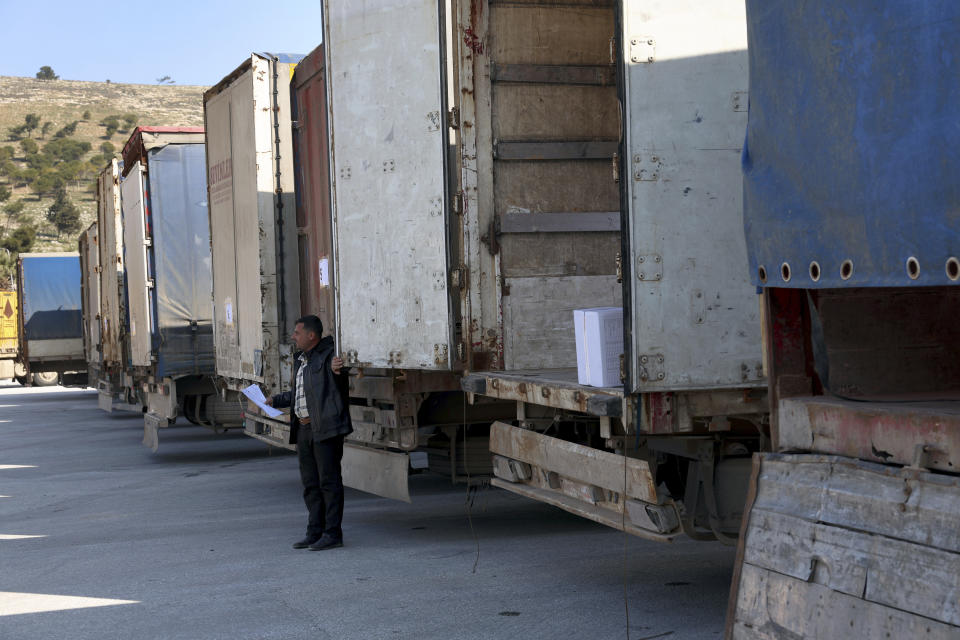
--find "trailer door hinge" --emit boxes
[448,107,460,129]
[450,267,466,290]
[480,216,501,256]
[146,278,155,289]
[453,190,463,216]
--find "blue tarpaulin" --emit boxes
[20,255,83,340]
[742,0,960,288]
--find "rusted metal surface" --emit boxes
[779,396,960,473]
[463,368,622,416]
[764,287,815,447]
[490,478,677,543]
[291,44,335,333]
[96,159,126,370]
[78,223,100,369]
[490,421,657,504]
[457,0,504,372]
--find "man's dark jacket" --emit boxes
[271,336,353,444]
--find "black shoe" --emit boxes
[308,534,343,551]
[292,535,320,550]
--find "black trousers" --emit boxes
[297,426,345,540]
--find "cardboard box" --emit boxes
[574,307,623,387]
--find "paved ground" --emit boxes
[0,384,736,639]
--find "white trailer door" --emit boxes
[121,163,153,367]
[622,0,763,392]
[324,0,453,370]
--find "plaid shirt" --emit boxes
[294,353,310,419]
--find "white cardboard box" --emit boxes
[574,307,624,387]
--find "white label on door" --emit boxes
[318,257,330,288]
[225,298,234,325]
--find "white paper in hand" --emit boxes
[240,383,284,419]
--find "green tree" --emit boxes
[40,122,52,139]
[101,115,120,138]
[1,224,37,253]
[99,141,115,155]
[25,152,53,171]
[36,66,58,81]
[1,200,26,239]
[7,123,26,141]
[24,114,40,137]
[0,186,9,203]
[0,146,13,162]
[15,168,38,188]
[46,187,81,238]
[43,138,91,163]
[31,170,64,197]
[82,110,91,120]
[53,121,79,138]
[19,138,38,155]
[122,113,138,130]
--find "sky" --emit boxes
[0,0,324,86]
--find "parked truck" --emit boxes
[314,0,767,526]
[0,289,20,382]
[118,127,241,449]
[203,52,303,445]
[725,1,960,636]
[79,222,101,387]
[94,158,135,410]
[15,253,85,386]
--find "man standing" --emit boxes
[267,315,353,550]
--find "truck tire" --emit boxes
[32,372,59,387]
[14,375,29,386]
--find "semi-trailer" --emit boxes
[117,127,242,449]
[203,52,304,448]
[725,1,960,635]
[311,0,767,529]
[15,253,85,386]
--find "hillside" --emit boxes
[0,75,208,282]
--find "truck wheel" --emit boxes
[14,375,29,386]
[32,372,59,387]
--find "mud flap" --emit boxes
[142,413,167,452]
[98,391,114,413]
[342,443,410,503]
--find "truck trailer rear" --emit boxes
[118,127,241,449]
[79,222,101,387]
[726,1,960,636]
[203,52,303,446]
[94,158,134,410]
[16,253,85,386]
[318,0,767,528]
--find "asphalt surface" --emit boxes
[0,384,736,639]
